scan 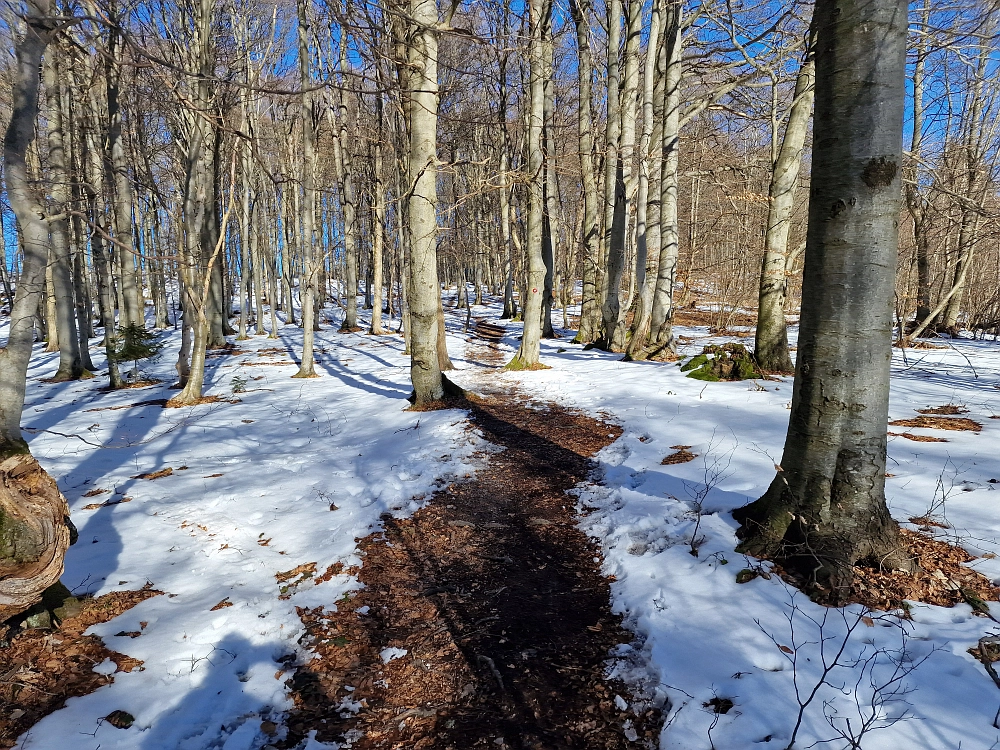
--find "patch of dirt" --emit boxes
[850,530,1000,613]
[889,416,982,432]
[917,405,968,415]
[0,588,161,747]
[888,432,948,443]
[279,396,662,749]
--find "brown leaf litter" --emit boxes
[0,588,161,747]
[278,396,662,749]
[888,432,949,443]
[917,405,968,415]
[661,445,697,465]
[82,496,132,510]
[889,416,982,432]
[850,529,1000,613]
[130,467,173,481]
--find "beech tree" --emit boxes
[733,0,911,601]
[1,0,74,623]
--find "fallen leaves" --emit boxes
[82,496,132,510]
[889,416,982,432]
[851,529,1000,611]
[661,445,697,464]
[887,432,948,443]
[0,588,161,746]
[276,563,317,584]
[210,598,233,611]
[917,405,968,415]
[131,467,173,481]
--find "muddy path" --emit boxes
[281,321,662,749]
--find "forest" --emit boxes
[1,0,999,747]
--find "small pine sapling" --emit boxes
[116,323,165,381]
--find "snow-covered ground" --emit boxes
[11,291,1000,750]
[16,308,484,750]
[458,305,1000,750]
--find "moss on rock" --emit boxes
[679,343,762,382]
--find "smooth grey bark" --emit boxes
[498,19,516,320]
[600,0,642,351]
[294,0,317,378]
[733,0,911,601]
[540,29,557,339]
[940,29,992,333]
[369,95,386,335]
[333,30,360,333]
[406,0,444,402]
[169,0,220,406]
[646,0,683,357]
[597,0,626,350]
[509,0,550,368]
[104,20,142,329]
[0,0,55,453]
[44,50,84,381]
[569,0,600,343]
[904,0,932,325]
[624,0,664,359]
[64,61,97,366]
[82,87,123,387]
[753,42,815,373]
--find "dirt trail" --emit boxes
[282,320,662,749]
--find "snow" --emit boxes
[378,647,407,663]
[452,306,1000,750]
[10,292,1000,749]
[14,309,483,750]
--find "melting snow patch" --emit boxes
[379,647,408,663]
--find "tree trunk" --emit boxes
[2,1,55,451]
[294,0,317,378]
[733,0,911,602]
[0,0,75,625]
[105,22,142,330]
[369,95,386,335]
[509,0,550,368]
[753,42,815,374]
[334,31,360,333]
[624,0,664,359]
[646,0,683,357]
[44,49,85,381]
[407,0,444,403]
[569,0,600,343]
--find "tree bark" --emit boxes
[406,0,444,402]
[646,0,683,357]
[0,0,75,625]
[733,0,911,602]
[1,0,56,452]
[294,0,318,378]
[508,0,550,368]
[753,41,815,374]
[44,48,85,381]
